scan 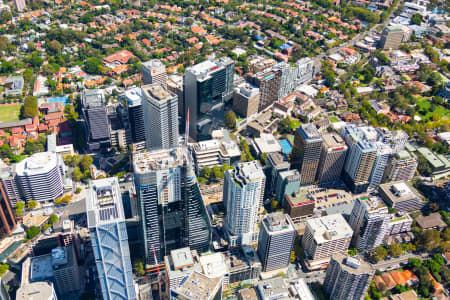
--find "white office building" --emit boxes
[302,214,353,270]
[16,152,64,202]
[223,161,266,247]
[142,59,167,86]
[369,142,393,189]
[142,83,179,151]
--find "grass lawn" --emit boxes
[291,119,301,129]
[0,104,22,122]
[329,116,339,123]
[415,97,450,121]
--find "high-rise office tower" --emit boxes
[250,69,281,112]
[233,82,260,118]
[16,152,64,202]
[125,87,146,143]
[184,57,234,141]
[275,170,301,204]
[323,253,374,300]
[348,197,390,250]
[0,178,16,237]
[379,25,408,49]
[273,62,299,99]
[292,124,323,186]
[295,58,315,85]
[340,125,377,194]
[86,177,136,300]
[223,161,265,247]
[167,74,184,119]
[142,59,167,86]
[317,132,347,183]
[368,142,393,189]
[301,214,353,270]
[257,213,295,272]
[266,152,290,196]
[0,164,20,206]
[383,150,418,182]
[14,0,26,12]
[133,148,211,264]
[142,83,179,150]
[81,89,111,151]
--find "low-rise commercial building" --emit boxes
[283,190,315,223]
[378,181,426,212]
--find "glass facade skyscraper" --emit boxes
[133,148,211,265]
[86,177,136,300]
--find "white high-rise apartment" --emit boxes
[383,150,418,182]
[15,152,64,202]
[340,125,377,194]
[369,142,393,189]
[349,197,390,250]
[142,59,167,86]
[301,214,353,270]
[142,83,179,151]
[223,161,265,247]
[86,177,136,300]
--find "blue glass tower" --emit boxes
[86,177,136,300]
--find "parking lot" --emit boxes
[304,186,357,210]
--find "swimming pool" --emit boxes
[47,96,69,106]
[279,139,292,154]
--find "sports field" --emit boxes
[0,104,22,122]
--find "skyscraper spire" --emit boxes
[185,107,190,147]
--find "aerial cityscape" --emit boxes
[0,0,448,299]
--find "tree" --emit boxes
[0,264,8,276]
[16,201,25,209]
[26,226,40,239]
[419,229,441,251]
[212,166,223,180]
[271,199,278,211]
[61,195,72,204]
[411,13,422,25]
[224,110,237,130]
[22,96,38,118]
[49,214,59,225]
[72,167,83,181]
[134,260,145,276]
[0,10,12,25]
[200,167,211,179]
[84,57,103,74]
[290,251,296,263]
[15,208,23,217]
[408,257,423,268]
[48,40,62,54]
[260,153,268,165]
[389,243,403,257]
[54,197,63,206]
[278,117,293,134]
[27,200,38,210]
[372,246,388,262]
[80,155,93,172]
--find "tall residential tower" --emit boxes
[223,161,266,247]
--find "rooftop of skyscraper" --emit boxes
[173,271,222,300]
[359,196,388,212]
[142,84,175,102]
[133,148,184,173]
[142,59,165,68]
[332,252,374,274]
[124,87,142,107]
[322,132,346,149]
[82,89,105,108]
[86,177,125,227]
[297,123,321,141]
[263,212,294,233]
[285,189,314,206]
[235,82,259,97]
[15,151,58,177]
[16,282,55,300]
[232,161,265,186]
[187,57,233,78]
[306,214,353,244]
